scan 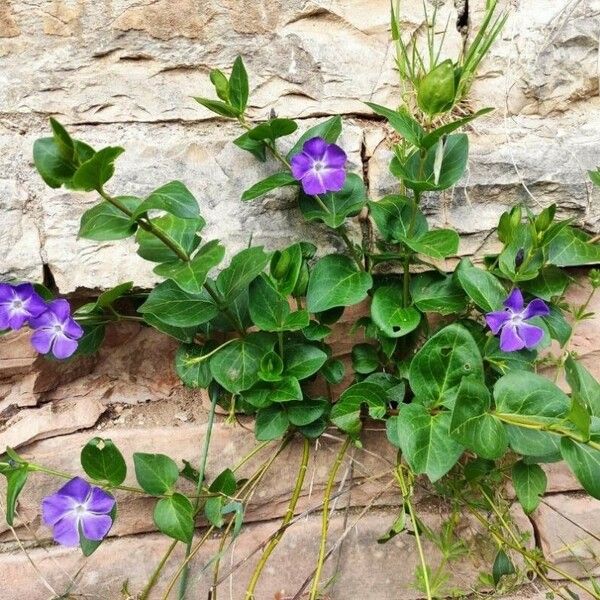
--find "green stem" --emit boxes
[244,438,310,599]
[178,386,219,600]
[308,436,351,600]
[139,540,178,600]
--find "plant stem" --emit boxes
[308,436,351,600]
[395,463,432,600]
[244,438,310,599]
[139,540,178,600]
[98,188,245,335]
[178,387,219,600]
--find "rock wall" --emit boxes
[1,0,600,598]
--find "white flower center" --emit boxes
[313,161,324,172]
[12,300,23,309]
[54,324,63,333]
[74,504,87,515]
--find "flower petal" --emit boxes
[23,292,48,319]
[52,334,79,359]
[87,487,115,514]
[517,322,544,349]
[485,310,511,334]
[31,328,55,355]
[302,137,328,161]
[290,151,313,181]
[81,513,113,541]
[523,298,550,320]
[63,317,84,340]
[48,299,72,322]
[52,514,80,546]
[0,283,14,304]
[7,310,29,330]
[0,305,10,330]
[499,323,526,352]
[300,170,327,195]
[323,143,347,168]
[56,477,91,503]
[320,167,346,192]
[42,494,76,526]
[503,288,524,312]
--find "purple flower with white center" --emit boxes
[29,299,83,359]
[485,288,549,352]
[0,283,47,331]
[290,137,347,196]
[42,477,115,547]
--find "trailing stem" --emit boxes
[244,438,310,599]
[308,436,351,600]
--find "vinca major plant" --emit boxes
[2,3,600,598]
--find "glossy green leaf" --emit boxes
[154,493,194,543]
[255,405,290,440]
[351,343,380,374]
[450,378,507,459]
[233,130,267,161]
[330,381,388,437]
[71,147,124,192]
[270,243,303,296]
[409,323,484,407]
[521,266,569,301]
[394,403,464,482]
[410,272,467,315]
[133,453,179,495]
[364,102,423,147]
[4,468,28,526]
[371,285,421,338]
[321,358,345,384]
[287,399,329,427]
[402,229,459,259]
[512,461,547,514]
[194,97,240,118]
[299,173,366,228]
[368,195,427,242]
[216,246,271,302]
[248,118,297,141]
[139,280,218,328]
[455,258,506,312]
[548,227,600,267]
[79,197,142,241]
[483,336,536,375]
[492,549,515,586]
[81,438,127,486]
[142,313,197,344]
[560,438,600,500]
[565,354,600,417]
[284,344,327,380]
[306,255,373,313]
[241,171,297,201]
[175,343,215,388]
[133,181,200,220]
[228,56,249,113]
[286,116,342,160]
[420,108,494,149]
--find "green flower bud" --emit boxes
[209,69,229,102]
[270,250,291,280]
[590,269,600,289]
[417,60,457,116]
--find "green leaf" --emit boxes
[270,243,303,296]
[455,258,506,312]
[96,282,133,309]
[420,108,494,149]
[567,394,591,441]
[394,403,464,482]
[321,358,345,384]
[351,343,380,374]
[228,56,249,113]
[175,343,215,388]
[286,116,342,160]
[283,344,327,380]
[4,467,28,526]
[287,399,329,427]
[506,426,561,459]
[233,131,267,162]
[259,351,284,382]
[483,336,536,375]
[133,453,179,495]
[255,405,290,440]
[71,147,124,192]
[210,334,271,393]
[248,118,298,141]
[450,378,507,459]
[543,304,571,347]
[194,97,240,118]
[217,247,271,302]
[364,102,423,147]
[565,354,600,417]
[520,266,569,301]
[368,195,427,242]
[241,171,297,201]
[33,132,78,188]
[139,280,218,328]
[494,371,570,421]
[210,68,229,102]
[512,461,547,514]
[409,323,484,408]
[330,381,388,437]
[560,438,600,500]
[492,549,516,586]
[243,377,302,407]
[410,272,467,315]
[142,313,197,344]
[306,255,373,313]
[371,285,421,338]
[76,325,106,355]
[79,197,142,241]
[249,275,309,332]
[402,229,459,259]
[133,181,200,220]
[391,134,468,192]
[136,214,204,263]
[154,240,225,295]
[377,510,406,544]
[548,227,600,267]
[209,468,237,495]
[81,438,127,486]
[154,493,194,543]
[299,173,366,228]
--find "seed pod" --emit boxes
[417,60,457,116]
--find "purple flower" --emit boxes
[29,299,83,359]
[0,283,47,331]
[290,137,347,196]
[485,288,549,352]
[42,477,115,547]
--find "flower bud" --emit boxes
[417,60,457,116]
[590,269,600,289]
[514,248,525,269]
[292,262,310,297]
[270,250,292,281]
